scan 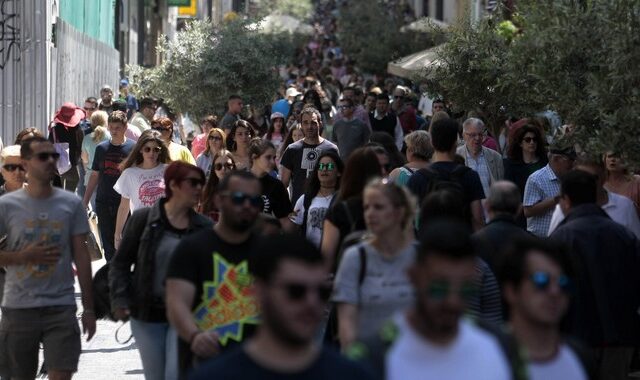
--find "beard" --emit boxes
[261,298,312,348]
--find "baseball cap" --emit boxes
[286,87,301,98]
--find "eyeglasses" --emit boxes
[214,162,234,171]
[142,146,162,153]
[424,281,478,301]
[464,132,484,139]
[152,126,171,132]
[208,136,222,141]
[275,282,333,302]
[318,162,335,171]
[182,177,205,187]
[522,137,537,143]
[32,152,60,161]
[2,164,24,172]
[529,271,571,293]
[221,191,263,209]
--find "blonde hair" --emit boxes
[91,110,109,143]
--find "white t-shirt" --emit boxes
[113,164,167,212]
[547,191,640,238]
[291,194,334,248]
[386,315,511,380]
[528,344,587,380]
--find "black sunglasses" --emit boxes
[214,162,234,171]
[152,126,171,132]
[522,137,537,143]
[182,177,205,187]
[2,164,25,172]
[32,152,60,161]
[277,282,333,302]
[530,272,571,293]
[208,136,222,141]
[222,191,263,208]
[142,146,162,153]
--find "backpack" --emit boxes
[333,200,369,275]
[414,164,473,222]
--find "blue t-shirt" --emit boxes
[92,139,135,203]
[188,345,373,380]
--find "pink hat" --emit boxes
[53,102,86,128]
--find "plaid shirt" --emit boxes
[523,164,561,236]
[464,147,492,197]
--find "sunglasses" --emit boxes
[32,152,60,161]
[530,271,571,293]
[2,164,25,172]
[182,177,205,187]
[142,146,162,153]
[208,136,222,141]
[318,162,335,171]
[221,191,263,209]
[152,126,171,132]
[214,162,234,171]
[394,95,404,99]
[276,282,333,302]
[424,281,478,301]
[522,137,537,143]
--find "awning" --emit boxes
[400,17,449,33]
[387,45,444,79]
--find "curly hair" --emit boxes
[507,124,547,162]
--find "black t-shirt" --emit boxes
[92,140,135,204]
[281,139,339,203]
[167,229,260,373]
[324,197,366,245]
[188,345,374,380]
[407,161,485,205]
[260,174,293,219]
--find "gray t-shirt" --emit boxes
[331,117,371,161]
[332,240,416,340]
[152,230,184,298]
[0,188,90,308]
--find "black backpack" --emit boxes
[414,164,473,220]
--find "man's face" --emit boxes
[432,102,445,114]
[409,255,476,337]
[342,89,355,101]
[217,176,262,232]
[365,95,376,111]
[101,89,113,104]
[393,90,405,105]
[229,99,243,114]
[300,112,321,139]
[108,121,127,140]
[338,101,353,118]
[375,99,389,115]
[463,124,484,153]
[1,155,26,186]
[505,251,569,327]
[22,141,58,182]
[257,260,330,346]
[551,154,574,176]
[141,105,156,120]
[83,102,97,118]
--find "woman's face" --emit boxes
[234,127,252,147]
[605,152,624,173]
[292,129,304,142]
[208,132,223,153]
[214,156,234,180]
[363,187,402,236]
[317,156,340,187]
[254,148,277,173]
[520,132,538,155]
[141,141,161,165]
[273,118,284,132]
[0,156,26,187]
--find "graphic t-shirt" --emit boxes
[113,164,167,212]
[259,174,293,219]
[92,140,136,204]
[167,229,260,372]
[292,194,334,248]
[280,139,339,203]
[0,188,90,308]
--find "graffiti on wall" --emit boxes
[0,0,20,69]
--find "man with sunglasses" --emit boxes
[0,136,95,380]
[499,236,593,379]
[390,86,416,135]
[166,171,263,377]
[331,98,370,161]
[550,169,640,379]
[189,234,372,379]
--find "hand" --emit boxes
[82,311,97,341]
[113,307,130,322]
[19,242,61,265]
[190,330,220,358]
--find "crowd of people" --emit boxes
[1,0,640,379]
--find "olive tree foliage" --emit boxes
[126,19,289,119]
[420,0,640,163]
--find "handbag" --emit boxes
[86,211,103,261]
[49,123,72,175]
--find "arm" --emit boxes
[0,242,61,267]
[337,303,359,350]
[320,219,341,271]
[166,279,220,358]
[72,234,96,341]
[280,166,292,188]
[394,117,404,151]
[523,179,557,217]
[83,171,99,208]
[81,149,89,167]
[470,200,485,231]
[114,197,131,250]
[523,197,557,217]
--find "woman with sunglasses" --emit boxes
[226,120,254,171]
[199,150,236,222]
[195,128,226,179]
[0,145,26,196]
[332,178,418,349]
[504,124,548,197]
[113,130,171,250]
[291,151,343,248]
[249,138,293,229]
[152,117,196,165]
[110,161,211,380]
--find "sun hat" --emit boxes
[53,102,86,128]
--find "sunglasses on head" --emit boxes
[530,271,571,293]
[182,177,205,187]
[214,162,234,171]
[2,164,24,172]
[522,137,537,143]
[32,152,60,161]
[424,281,478,301]
[318,162,335,171]
[142,146,162,153]
[222,191,263,208]
[277,282,333,302]
[208,136,222,141]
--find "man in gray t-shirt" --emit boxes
[0,137,95,379]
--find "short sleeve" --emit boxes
[91,145,104,171]
[280,145,295,171]
[181,147,196,165]
[332,244,364,305]
[523,176,543,207]
[71,197,90,235]
[291,195,305,226]
[166,239,199,285]
[269,180,293,218]
[113,168,132,199]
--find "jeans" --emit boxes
[130,318,178,380]
[95,201,118,261]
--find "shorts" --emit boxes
[0,305,80,379]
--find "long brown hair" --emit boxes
[200,150,236,215]
[120,130,170,171]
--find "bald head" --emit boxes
[487,181,521,217]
